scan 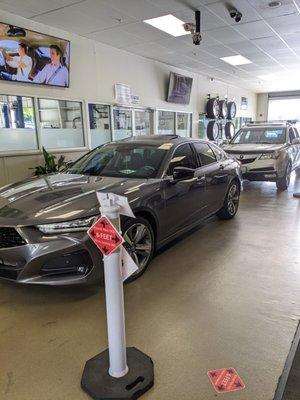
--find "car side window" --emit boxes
[194,142,217,166]
[209,144,226,161]
[289,128,296,143]
[168,144,198,174]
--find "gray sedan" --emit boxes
[0,135,241,286]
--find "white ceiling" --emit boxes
[1,0,300,92]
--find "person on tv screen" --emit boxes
[0,43,32,82]
[33,45,69,87]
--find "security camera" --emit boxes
[183,22,195,32]
[193,32,202,45]
[228,7,242,22]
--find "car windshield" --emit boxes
[231,127,286,145]
[66,142,170,178]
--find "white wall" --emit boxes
[0,9,257,186]
[256,93,269,121]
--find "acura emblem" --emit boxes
[239,155,244,160]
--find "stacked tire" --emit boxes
[205,98,237,141]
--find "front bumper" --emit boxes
[0,228,103,286]
[231,156,287,182]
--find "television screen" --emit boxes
[167,73,193,105]
[0,23,70,87]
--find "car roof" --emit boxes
[114,135,206,146]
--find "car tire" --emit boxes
[217,180,240,220]
[219,100,228,119]
[225,121,235,139]
[227,101,237,120]
[122,216,155,282]
[207,121,220,141]
[206,98,220,119]
[276,163,292,191]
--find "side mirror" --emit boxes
[173,166,195,181]
[292,138,300,145]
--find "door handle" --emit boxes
[197,176,206,184]
[219,164,225,170]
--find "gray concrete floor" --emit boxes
[1,173,300,400]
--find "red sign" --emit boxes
[88,215,124,256]
[207,368,245,394]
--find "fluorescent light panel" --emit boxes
[221,55,252,66]
[144,14,189,37]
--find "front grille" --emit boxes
[250,167,275,172]
[0,227,26,248]
[240,158,257,164]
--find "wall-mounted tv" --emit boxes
[0,23,70,87]
[167,72,193,105]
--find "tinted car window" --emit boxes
[194,143,216,166]
[209,143,226,161]
[168,143,197,174]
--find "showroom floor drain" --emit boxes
[274,321,300,400]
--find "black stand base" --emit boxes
[294,193,300,198]
[81,347,154,400]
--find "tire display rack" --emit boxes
[205,96,237,143]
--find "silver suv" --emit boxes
[223,121,300,190]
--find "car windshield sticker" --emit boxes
[158,143,174,150]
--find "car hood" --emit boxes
[0,173,150,226]
[223,143,286,154]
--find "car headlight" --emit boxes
[37,215,98,234]
[259,152,279,160]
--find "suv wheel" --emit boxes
[217,181,240,220]
[122,217,154,282]
[276,163,292,191]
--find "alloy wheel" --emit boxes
[123,222,153,276]
[227,184,239,216]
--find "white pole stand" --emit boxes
[81,193,154,400]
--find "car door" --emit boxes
[193,142,230,215]
[161,143,206,238]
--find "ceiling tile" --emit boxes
[235,20,274,39]
[282,32,300,49]
[266,13,300,35]
[247,0,298,18]
[32,0,136,35]
[205,0,261,26]
[87,26,141,47]
[207,26,246,45]
[100,0,165,20]
[251,36,288,52]
[121,22,171,41]
[203,44,238,57]
[0,0,80,18]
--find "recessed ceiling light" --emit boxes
[143,14,189,37]
[258,73,275,81]
[220,55,252,66]
[268,1,282,8]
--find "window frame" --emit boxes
[87,102,112,149]
[156,109,193,137]
[164,142,198,177]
